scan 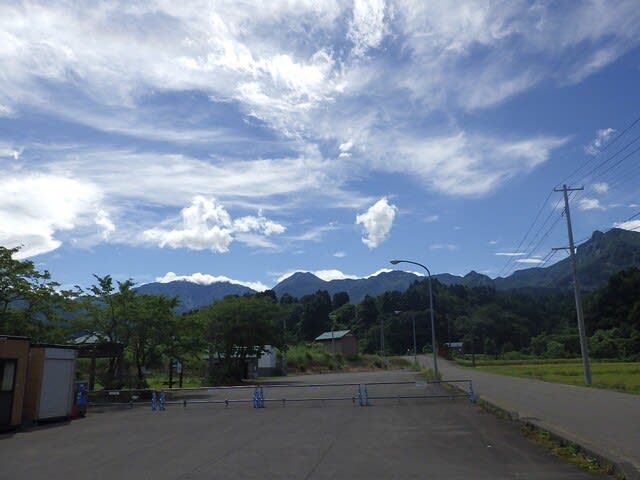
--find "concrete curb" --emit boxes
[475,393,640,480]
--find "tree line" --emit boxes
[2,245,638,388]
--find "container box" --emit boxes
[23,345,77,422]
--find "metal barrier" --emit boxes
[88,379,476,411]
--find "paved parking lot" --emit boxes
[0,370,604,479]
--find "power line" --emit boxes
[557,114,640,188]
[496,189,554,278]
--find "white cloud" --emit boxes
[155,271,268,292]
[371,132,568,196]
[348,0,388,56]
[95,210,115,240]
[424,215,439,223]
[517,258,544,264]
[430,243,457,251]
[585,128,616,155]
[495,252,525,256]
[356,197,397,248]
[488,240,498,245]
[593,182,609,194]
[333,251,346,258]
[143,196,285,252]
[614,219,640,232]
[276,269,358,283]
[578,198,603,211]
[339,140,354,158]
[630,204,640,208]
[0,105,12,117]
[290,223,340,242]
[0,175,103,258]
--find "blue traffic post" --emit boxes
[151,390,157,411]
[357,384,364,407]
[468,381,477,403]
[159,390,166,411]
[253,386,260,408]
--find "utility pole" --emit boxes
[554,184,592,385]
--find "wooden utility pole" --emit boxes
[554,185,592,385]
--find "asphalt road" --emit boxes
[419,355,640,478]
[0,369,603,480]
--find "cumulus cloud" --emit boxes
[356,197,397,248]
[143,196,285,252]
[585,128,616,155]
[333,251,347,258]
[0,175,103,258]
[155,271,268,292]
[578,198,603,211]
[496,252,525,256]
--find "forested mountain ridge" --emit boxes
[135,228,639,309]
[135,280,255,313]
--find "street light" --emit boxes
[390,259,439,379]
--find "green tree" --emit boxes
[199,295,285,382]
[128,294,179,388]
[78,275,136,388]
[0,246,68,341]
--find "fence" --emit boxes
[88,379,476,410]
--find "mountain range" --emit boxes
[137,228,640,312]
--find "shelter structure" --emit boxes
[314,330,358,357]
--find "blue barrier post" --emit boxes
[468,381,476,403]
[364,384,370,406]
[151,390,157,411]
[357,384,364,407]
[159,390,166,411]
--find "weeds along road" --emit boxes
[0,369,602,480]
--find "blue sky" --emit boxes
[1,1,640,292]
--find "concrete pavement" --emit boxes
[0,369,603,479]
[418,355,640,479]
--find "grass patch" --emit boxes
[520,423,622,478]
[466,361,640,394]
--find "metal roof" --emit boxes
[314,330,351,341]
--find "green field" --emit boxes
[469,361,640,394]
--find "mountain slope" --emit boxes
[135,229,640,310]
[135,280,256,313]
[495,228,640,290]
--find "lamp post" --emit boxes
[390,259,439,379]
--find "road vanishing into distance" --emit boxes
[0,368,604,479]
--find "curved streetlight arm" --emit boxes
[389,259,439,378]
